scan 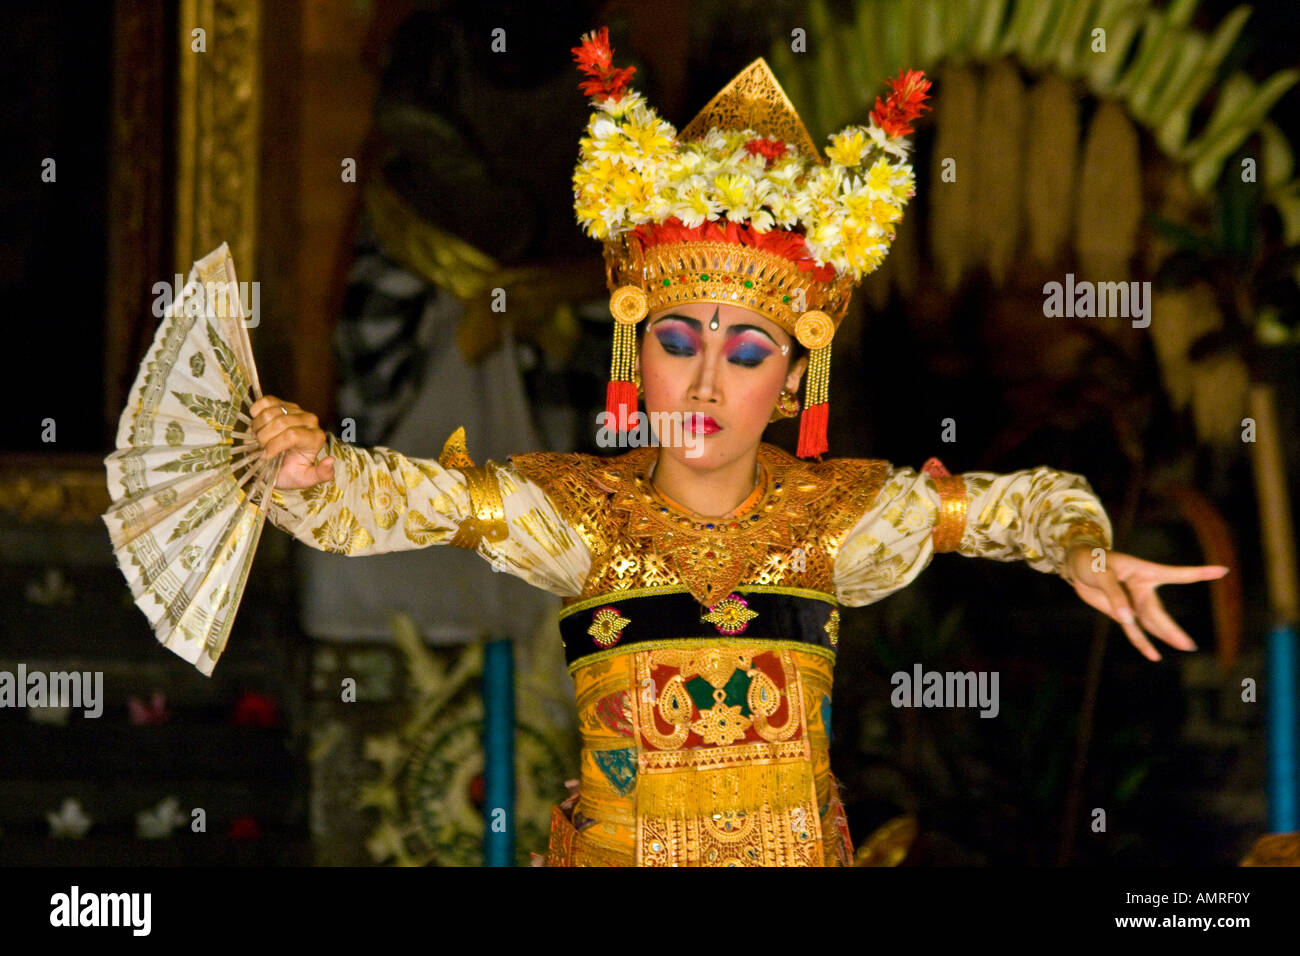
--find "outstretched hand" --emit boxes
[1061,545,1229,661]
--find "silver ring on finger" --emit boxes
[279,405,288,416]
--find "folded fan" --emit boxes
[102,243,283,675]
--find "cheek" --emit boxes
[729,364,788,418]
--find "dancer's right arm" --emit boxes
[248,395,590,597]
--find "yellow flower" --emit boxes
[610,167,653,210]
[712,172,754,219]
[622,114,674,167]
[841,224,873,266]
[673,186,721,227]
[826,127,868,167]
[866,158,896,197]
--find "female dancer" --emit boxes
[250,30,1227,865]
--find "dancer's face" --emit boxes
[638,302,807,470]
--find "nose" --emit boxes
[688,347,722,404]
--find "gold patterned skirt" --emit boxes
[533,619,854,866]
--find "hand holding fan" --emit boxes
[103,243,284,676]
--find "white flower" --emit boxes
[703,128,728,151]
[865,121,910,161]
[598,90,646,118]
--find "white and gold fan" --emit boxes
[103,243,283,676]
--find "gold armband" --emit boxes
[931,475,968,553]
[449,463,508,551]
[437,426,508,551]
[921,458,968,554]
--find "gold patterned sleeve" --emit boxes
[833,463,1113,607]
[262,428,591,597]
[953,466,1113,572]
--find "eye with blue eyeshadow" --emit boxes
[726,340,773,367]
[651,319,774,367]
[655,330,696,355]
[730,350,769,367]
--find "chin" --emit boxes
[667,434,754,469]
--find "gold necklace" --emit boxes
[647,458,763,520]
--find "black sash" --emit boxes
[558,589,839,666]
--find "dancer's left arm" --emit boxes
[834,463,1227,660]
[958,467,1228,661]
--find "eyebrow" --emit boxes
[650,314,780,347]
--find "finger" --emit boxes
[1069,578,1116,618]
[1097,574,1161,661]
[253,401,301,434]
[1149,564,1231,585]
[316,458,336,483]
[1133,588,1197,652]
[263,425,323,461]
[250,396,295,423]
[1117,556,1230,585]
[1071,580,1161,660]
[255,406,317,452]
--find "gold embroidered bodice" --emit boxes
[505,441,892,606]
[266,428,1113,865]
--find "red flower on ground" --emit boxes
[228,815,261,841]
[571,27,636,102]
[870,68,932,138]
[127,691,169,726]
[230,691,277,728]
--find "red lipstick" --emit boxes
[685,414,720,435]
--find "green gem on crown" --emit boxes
[700,274,709,281]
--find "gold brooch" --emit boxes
[701,594,758,635]
[587,607,631,647]
[690,689,752,746]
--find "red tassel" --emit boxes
[605,379,638,432]
[796,401,829,459]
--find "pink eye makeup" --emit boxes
[651,314,780,368]
[724,335,774,367]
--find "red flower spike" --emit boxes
[571,27,636,102]
[870,68,932,138]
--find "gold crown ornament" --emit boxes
[571,27,930,458]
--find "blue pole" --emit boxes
[1267,622,1299,833]
[482,638,515,865]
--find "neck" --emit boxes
[650,446,762,519]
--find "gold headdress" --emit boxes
[572,28,930,457]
